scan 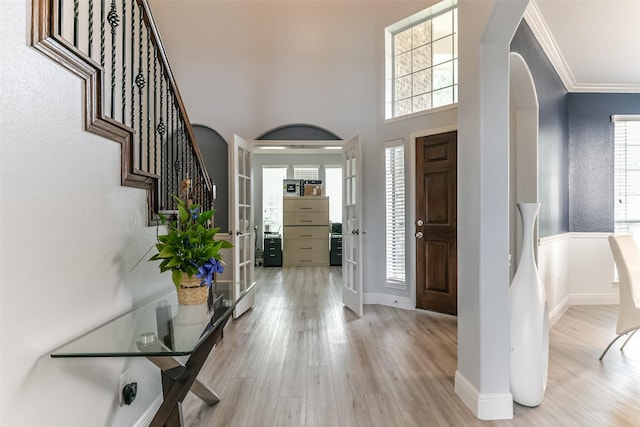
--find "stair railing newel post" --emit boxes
[509,202,549,407]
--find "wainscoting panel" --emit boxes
[538,232,618,325]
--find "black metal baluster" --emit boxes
[153,48,159,177]
[73,0,79,47]
[170,94,175,203]
[88,0,94,58]
[107,0,119,119]
[130,1,135,134]
[179,120,184,186]
[136,11,145,173]
[146,31,151,174]
[157,72,166,209]
[121,0,126,123]
[58,0,63,37]
[100,0,105,68]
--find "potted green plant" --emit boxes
[150,186,232,304]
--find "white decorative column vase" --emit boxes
[510,202,549,407]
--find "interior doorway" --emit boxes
[508,52,540,276]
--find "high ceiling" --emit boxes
[527,0,640,93]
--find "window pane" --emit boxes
[433,61,454,90]
[432,10,452,40]
[325,167,343,224]
[394,98,412,116]
[413,93,431,112]
[394,28,412,55]
[385,143,406,286]
[395,52,412,77]
[293,166,318,180]
[413,69,431,95]
[432,35,453,66]
[262,167,287,234]
[413,45,431,71]
[432,86,453,108]
[395,75,412,100]
[412,20,431,47]
[614,120,640,238]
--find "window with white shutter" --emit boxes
[293,166,319,181]
[385,140,406,288]
[614,116,640,237]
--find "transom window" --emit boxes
[385,1,458,119]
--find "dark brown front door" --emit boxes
[416,131,457,315]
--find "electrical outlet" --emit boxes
[118,369,129,406]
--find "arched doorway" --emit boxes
[509,52,540,276]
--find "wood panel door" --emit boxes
[416,131,457,315]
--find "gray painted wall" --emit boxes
[193,125,229,233]
[510,21,569,237]
[568,93,640,232]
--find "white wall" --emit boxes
[538,232,617,325]
[149,0,458,300]
[0,1,172,425]
[455,0,529,420]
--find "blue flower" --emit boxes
[196,258,224,287]
[190,207,200,220]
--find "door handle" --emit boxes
[352,229,360,235]
[415,231,424,239]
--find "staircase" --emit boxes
[31,0,212,222]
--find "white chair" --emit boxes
[600,235,640,360]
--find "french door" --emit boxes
[342,136,363,317]
[230,134,255,318]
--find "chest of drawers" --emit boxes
[283,197,329,266]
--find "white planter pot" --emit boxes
[509,202,549,407]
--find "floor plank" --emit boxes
[184,266,640,426]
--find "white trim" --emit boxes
[134,395,163,427]
[539,232,611,245]
[549,294,570,326]
[454,371,514,421]
[539,232,570,245]
[523,1,574,91]
[383,103,458,124]
[612,114,640,122]
[568,232,611,239]
[384,280,408,291]
[524,1,640,93]
[570,293,619,306]
[363,293,413,310]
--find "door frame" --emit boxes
[409,125,458,309]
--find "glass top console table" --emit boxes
[51,282,255,427]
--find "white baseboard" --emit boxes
[363,293,413,310]
[134,395,163,427]
[570,293,618,305]
[454,371,513,420]
[549,294,570,326]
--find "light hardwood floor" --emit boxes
[182,267,640,427]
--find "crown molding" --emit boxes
[523,0,640,94]
[523,1,575,91]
